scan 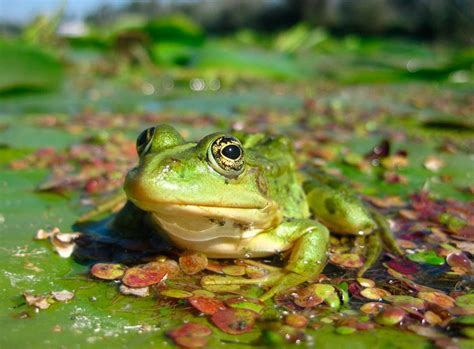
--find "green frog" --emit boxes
[94,125,401,300]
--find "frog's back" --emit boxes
[239,132,310,220]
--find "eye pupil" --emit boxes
[222,144,241,160]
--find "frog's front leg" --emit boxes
[256,219,330,301]
[201,220,330,301]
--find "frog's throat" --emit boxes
[136,200,281,242]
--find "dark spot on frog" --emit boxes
[325,198,337,214]
[209,218,226,226]
[233,222,250,230]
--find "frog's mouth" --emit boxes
[131,199,281,242]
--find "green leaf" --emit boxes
[0,41,63,93]
[407,251,445,265]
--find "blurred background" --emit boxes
[0,0,473,113]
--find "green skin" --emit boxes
[112,125,400,301]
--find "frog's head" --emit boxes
[124,125,278,229]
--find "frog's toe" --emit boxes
[201,272,282,287]
[259,272,309,301]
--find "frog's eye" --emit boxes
[136,127,156,156]
[208,136,244,178]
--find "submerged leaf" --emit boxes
[211,308,257,335]
[168,323,212,348]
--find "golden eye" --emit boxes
[136,127,156,156]
[208,136,244,177]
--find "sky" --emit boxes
[0,0,130,23]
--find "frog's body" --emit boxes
[112,125,400,300]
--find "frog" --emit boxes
[95,124,401,301]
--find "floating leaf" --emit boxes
[356,278,375,288]
[222,265,246,276]
[446,252,472,274]
[330,253,364,268]
[188,296,226,315]
[418,291,455,309]
[406,324,443,339]
[293,283,335,308]
[385,258,419,274]
[424,311,442,325]
[285,314,308,328]
[455,294,474,308]
[326,292,341,309]
[179,252,208,275]
[360,302,385,315]
[168,323,212,348]
[160,289,193,299]
[90,263,126,280]
[375,307,407,326]
[365,195,404,208]
[145,258,181,279]
[385,295,425,310]
[407,251,445,266]
[225,297,264,313]
[245,265,268,279]
[453,315,474,325]
[122,267,167,287]
[211,308,257,335]
[192,289,215,298]
[205,262,224,274]
[360,287,391,301]
[202,284,241,293]
[335,326,356,335]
